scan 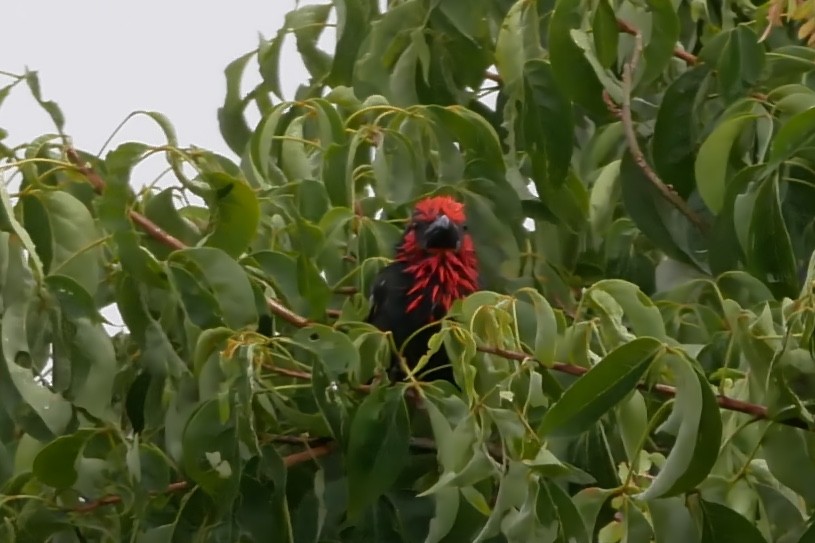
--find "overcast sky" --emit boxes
[1,0,333,332]
[1,0,329,163]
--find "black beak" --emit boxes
[421,214,461,251]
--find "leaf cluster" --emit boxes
[1,0,815,541]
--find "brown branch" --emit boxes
[66,149,187,251]
[73,443,335,514]
[266,366,313,380]
[616,18,698,65]
[282,441,335,467]
[73,480,190,513]
[66,147,310,328]
[619,35,710,234]
[480,346,809,429]
[68,146,806,430]
[484,71,502,83]
[602,90,622,120]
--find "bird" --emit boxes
[365,195,480,385]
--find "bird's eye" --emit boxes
[462,224,469,231]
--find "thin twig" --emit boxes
[333,286,357,295]
[616,19,697,65]
[73,481,189,513]
[72,443,336,514]
[484,71,502,83]
[68,146,808,431]
[619,35,710,234]
[478,346,800,427]
[66,147,309,328]
[266,366,313,380]
[66,148,185,250]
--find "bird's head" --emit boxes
[395,195,480,314]
[398,195,471,256]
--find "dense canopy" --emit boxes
[2,0,815,541]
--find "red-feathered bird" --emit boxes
[366,195,480,384]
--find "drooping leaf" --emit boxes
[346,386,410,518]
[537,337,663,437]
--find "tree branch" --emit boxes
[68,146,810,432]
[484,71,502,83]
[66,147,310,328]
[616,18,698,65]
[477,346,805,428]
[72,443,336,514]
[619,34,710,234]
[66,149,186,251]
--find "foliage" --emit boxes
[2,0,815,541]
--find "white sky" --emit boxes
[1,0,333,333]
[1,0,329,158]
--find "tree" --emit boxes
[1,0,815,541]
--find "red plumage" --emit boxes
[366,195,480,384]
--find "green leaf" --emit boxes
[762,425,815,506]
[589,159,621,236]
[717,26,766,102]
[652,66,711,198]
[615,391,648,467]
[583,279,667,340]
[218,51,255,155]
[328,0,372,86]
[425,486,460,543]
[143,188,202,257]
[592,0,618,69]
[537,337,663,437]
[181,399,240,501]
[649,497,700,543]
[294,324,360,378]
[744,176,799,298]
[24,70,65,132]
[522,59,574,189]
[694,114,759,214]
[639,352,721,499]
[250,250,312,318]
[372,128,421,205]
[573,487,614,538]
[32,431,93,488]
[353,0,427,100]
[514,288,558,367]
[280,115,313,181]
[766,106,815,171]
[0,177,43,283]
[699,498,767,543]
[296,254,332,321]
[200,173,260,258]
[346,386,410,519]
[168,247,258,330]
[287,3,334,83]
[48,276,117,421]
[638,0,680,88]
[0,237,73,441]
[23,190,103,295]
[621,153,697,267]
[549,0,607,119]
[495,0,543,93]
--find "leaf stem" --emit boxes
[67,147,811,432]
[619,33,710,234]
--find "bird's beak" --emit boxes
[422,214,461,251]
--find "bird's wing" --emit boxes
[365,262,407,327]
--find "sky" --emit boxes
[1,0,330,160]
[0,0,334,333]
